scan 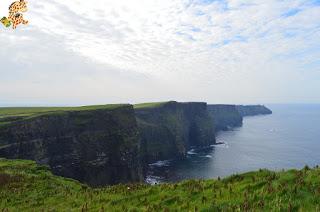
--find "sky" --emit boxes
[0,0,319,106]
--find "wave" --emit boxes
[187,149,198,155]
[149,160,171,167]
[201,155,212,158]
[145,175,164,185]
[211,141,229,149]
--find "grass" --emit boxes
[133,102,171,109]
[1,158,320,211]
[0,104,129,126]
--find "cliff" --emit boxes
[207,105,243,132]
[134,101,215,162]
[0,102,273,186]
[0,105,143,186]
[236,105,272,117]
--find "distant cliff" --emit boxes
[207,105,243,132]
[135,101,216,162]
[236,105,272,117]
[0,105,143,186]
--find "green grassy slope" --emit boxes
[1,159,320,211]
[133,102,170,109]
[0,104,128,126]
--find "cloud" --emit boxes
[0,0,319,105]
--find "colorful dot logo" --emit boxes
[1,0,28,29]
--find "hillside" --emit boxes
[1,158,320,211]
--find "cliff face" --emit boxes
[236,105,272,117]
[135,101,215,162]
[0,105,143,186]
[0,102,273,186]
[207,105,243,132]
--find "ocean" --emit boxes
[146,104,320,184]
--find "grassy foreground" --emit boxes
[1,159,320,211]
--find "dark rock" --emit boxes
[207,105,243,132]
[135,101,216,163]
[0,105,143,187]
[236,105,272,117]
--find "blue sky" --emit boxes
[0,0,319,106]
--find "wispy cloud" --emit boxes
[0,0,319,105]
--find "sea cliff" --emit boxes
[0,105,143,186]
[236,105,272,117]
[207,104,243,132]
[135,101,216,163]
[0,102,272,186]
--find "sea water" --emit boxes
[146,104,320,184]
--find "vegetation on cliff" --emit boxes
[0,104,128,126]
[1,158,320,211]
[133,102,169,109]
